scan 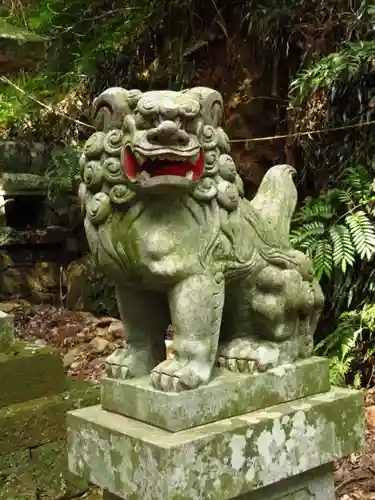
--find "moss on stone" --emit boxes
[67,387,363,500]
[101,357,331,432]
[0,379,100,454]
[0,340,67,408]
[31,440,89,498]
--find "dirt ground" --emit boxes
[3,300,375,499]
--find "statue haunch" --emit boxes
[78,86,324,392]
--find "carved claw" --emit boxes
[105,346,152,380]
[218,339,282,374]
[151,359,210,392]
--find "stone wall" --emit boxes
[0,312,100,500]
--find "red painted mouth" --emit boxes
[123,149,204,181]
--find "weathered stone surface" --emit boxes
[0,226,67,247]
[67,387,364,500]
[0,19,45,74]
[0,262,61,301]
[0,379,100,453]
[30,440,89,498]
[81,87,324,394]
[0,141,48,175]
[101,357,331,431]
[236,464,334,499]
[0,340,66,408]
[0,311,14,352]
[0,450,35,500]
[102,464,335,500]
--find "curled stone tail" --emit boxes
[249,164,297,248]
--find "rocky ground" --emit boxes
[1,299,374,499]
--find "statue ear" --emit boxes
[92,88,142,132]
[183,87,224,127]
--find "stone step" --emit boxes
[100,356,331,432]
[0,340,67,408]
[67,387,364,500]
[0,379,100,455]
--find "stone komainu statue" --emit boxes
[78,86,324,392]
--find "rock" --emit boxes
[366,405,375,428]
[89,336,109,354]
[95,317,116,328]
[63,346,84,369]
[108,321,125,339]
[33,339,48,347]
[53,324,83,343]
[94,327,111,340]
[65,258,89,311]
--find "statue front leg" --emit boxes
[106,286,169,379]
[151,273,224,392]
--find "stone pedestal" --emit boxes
[67,357,364,500]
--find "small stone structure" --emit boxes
[0,310,100,499]
[0,19,45,74]
[67,86,364,499]
[0,23,82,304]
[0,146,81,303]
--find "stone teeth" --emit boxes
[190,153,200,163]
[137,171,151,182]
[135,152,146,165]
[186,171,194,180]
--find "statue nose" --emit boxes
[147,120,189,145]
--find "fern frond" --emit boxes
[290,221,326,247]
[329,355,353,387]
[329,224,356,273]
[346,210,375,260]
[312,239,333,279]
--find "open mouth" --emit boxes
[123,148,205,182]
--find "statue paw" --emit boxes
[105,345,153,379]
[218,339,283,373]
[150,359,211,392]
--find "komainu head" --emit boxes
[79,86,245,213]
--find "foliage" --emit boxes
[291,165,375,280]
[289,4,375,385]
[291,165,375,386]
[45,145,81,200]
[315,304,375,388]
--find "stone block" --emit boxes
[0,340,67,408]
[67,387,364,500]
[101,357,330,432]
[0,379,100,454]
[0,311,14,352]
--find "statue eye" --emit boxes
[135,112,151,130]
[185,118,199,134]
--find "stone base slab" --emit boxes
[101,357,330,431]
[67,387,364,500]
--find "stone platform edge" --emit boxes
[67,387,364,500]
[101,356,330,431]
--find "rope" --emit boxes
[2,75,375,141]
